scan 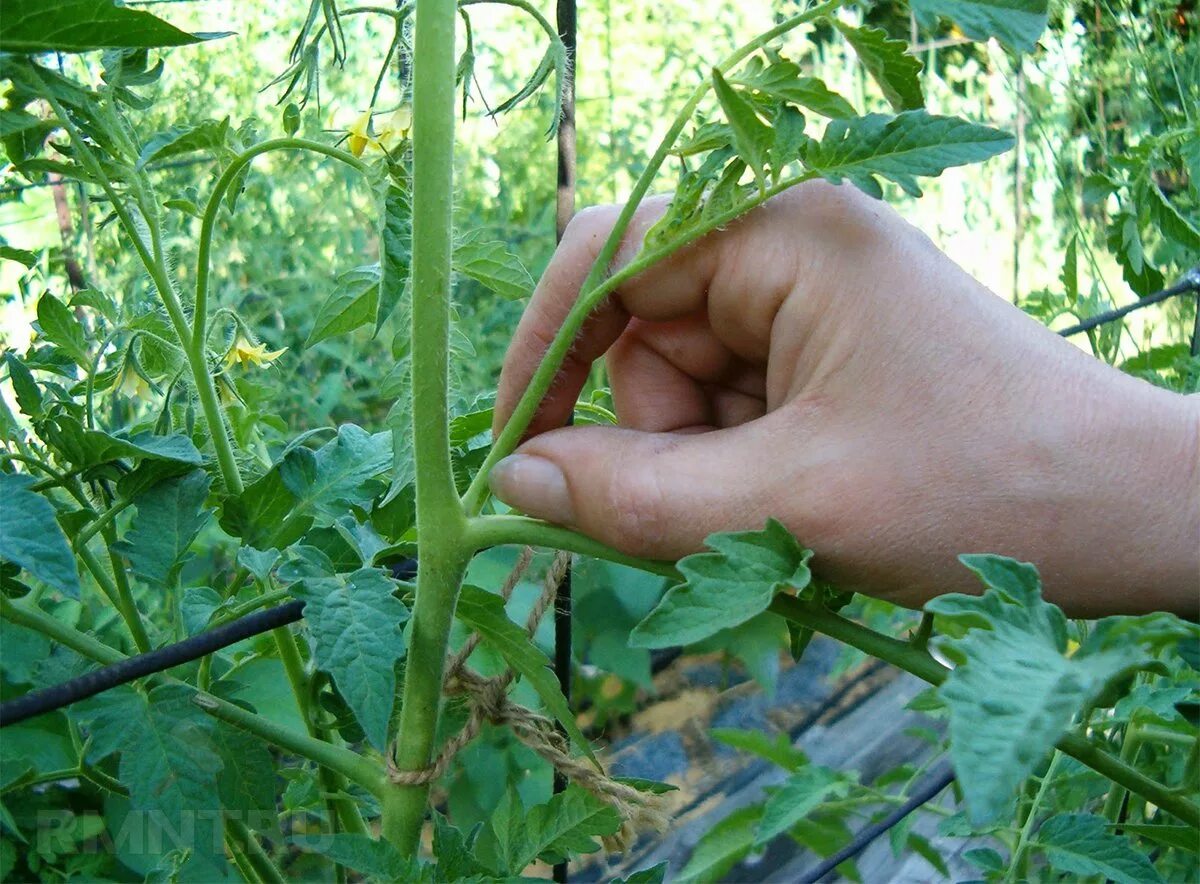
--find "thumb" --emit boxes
[487,422,773,561]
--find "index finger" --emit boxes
[493,195,725,437]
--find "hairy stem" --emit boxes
[383,0,469,856]
[225,817,286,884]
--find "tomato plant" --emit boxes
[0,0,1196,881]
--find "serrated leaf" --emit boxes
[432,811,488,880]
[36,293,89,365]
[3,353,43,419]
[0,0,228,54]
[212,723,277,832]
[377,170,412,332]
[136,117,230,170]
[455,583,596,763]
[181,586,221,635]
[911,0,1049,54]
[220,465,312,549]
[306,264,381,346]
[1034,814,1165,884]
[42,417,202,470]
[677,804,762,883]
[1147,183,1200,252]
[712,68,772,190]
[801,110,1014,198]
[453,230,534,301]
[672,121,733,157]
[114,470,211,587]
[292,833,423,880]
[279,423,391,519]
[292,567,408,750]
[710,727,808,772]
[630,518,812,649]
[731,57,856,118]
[0,473,80,597]
[1107,211,1164,296]
[77,684,227,880]
[492,786,621,873]
[834,23,924,111]
[927,555,1153,825]
[756,765,845,844]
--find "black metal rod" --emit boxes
[798,765,956,883]
[553,1,578,882]
[0,600,305,727]
[1056,267,1200,338]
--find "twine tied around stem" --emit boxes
[387,548,669,850]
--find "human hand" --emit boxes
[490,182,1199,615]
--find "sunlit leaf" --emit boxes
[911,0,1049,54]
[0,0,230,54]
[834,23,924,111]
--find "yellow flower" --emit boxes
[377,106,412,149]
[347,109,378,157]
[224,335,286,370]
[114,363,152,400]
[347,106,411,156]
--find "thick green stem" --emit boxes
[384,0,468,856]
[0,596,380,795]
[1101,721,1141,824]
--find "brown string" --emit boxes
[387,548,668,848]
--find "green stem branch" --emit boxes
[384,0,469,856]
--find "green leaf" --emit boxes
[220,465,312,549]
[377,167,412,331]
[712,68,772,190]
[678,804,762,883]
[0,473,80,597]
[3,353,43,419]
[136,117,230,170]
[0,0,229,54]
[927,555,1153,825]
[432,811,488,880]
[212,723,277,831]
[630,519,812,649]
[490,786,621,872]
[911,0,1049,54]
[292,567,409,750]
[306,264,381,346]
[291,833,423,880]
[181,586,221,635]
[279,423,391,519]
[1035,814,1165,884]
[114,470,211,587]
[731,56,856,118]
[834,23,924,111]
[453,230,535,301]
[711,727,808,772]
[35,293,89,365]
[1147,184,1200,252]
[801,110,1014,198]
[42,417,202,470]
[756,765,846,844]
[77,684,227,880]
[455,583,596,763]
[615,862,670,884]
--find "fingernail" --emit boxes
[489,454,574,524]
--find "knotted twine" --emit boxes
[387,548,669,851]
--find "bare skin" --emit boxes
[489,181,1200,617]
